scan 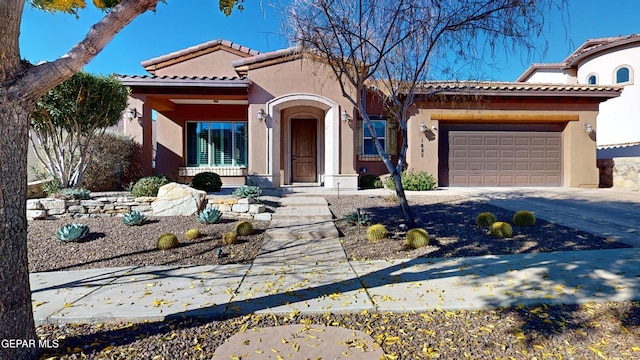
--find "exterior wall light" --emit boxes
[584,123,594,134]
[257,108,266,122]
[341,110,350,123]
[419,122,428,132]
[126,108,139,120]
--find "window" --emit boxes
[587,74,597,85]
[615,66,632,84]
[362,119,386,155]
[186,121,247,167]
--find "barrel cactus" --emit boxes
[157,233,179,250]
[490,222,513,238]
[366,224,387,241]
[235,220,254,236]
[222,231,238,245]
[122,210,146,226]
[475,212,497,227]
[185,228,201,241]
[406,228,430,249]
[56,223,90,242]
[198,208,222,224]
[513,210,536,226]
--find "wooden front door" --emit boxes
[291,119,317,182]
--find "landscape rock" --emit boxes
[27,180,47,199]
[232,203,250,213]
[152,182,206,216]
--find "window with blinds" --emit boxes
[186,121,248,167]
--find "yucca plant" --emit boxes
[185,228,201,241]
[198,208,222,224]
[56,223,90,242]
[366,224,387,241]
[235,220,254,236]
[513,210,536,226]
[222,231,238,245]
[406,228,429,249]
[475,212,497,227]
[490,222,513,238]
[122,210,146,226]
[157,233,179,250]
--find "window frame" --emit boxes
[614,65,633,85]
[586,73,598,85]
[362,118,387,156]
[185,120,248,167]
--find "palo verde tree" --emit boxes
[30,71,129,188]
[286,0,566,228]
[0,1,243,359]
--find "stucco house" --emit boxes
[117,39,620,189]
[517,34,640,188]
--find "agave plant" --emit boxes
[122,210,146,226]
[56,223,90,242]
[198,208,222,224]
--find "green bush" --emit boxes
[191,172,222,192]
[475,212,497,227]
[82,132,144,191]
[232,185,262,199]
[130,175,168,197]
[60,187,91,200]
[513,211,536,226]
[385,170,436,191]
[406,228,430,249]
[366,224,388,241]
[359,174,383,189]
[157,233,179,250]
[490,222,513,238]
[343,210,372,226]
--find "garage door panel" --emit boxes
[449,131,562,186]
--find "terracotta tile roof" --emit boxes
[141,39,261,68]
[117,75,250,88]
[563,34,640,66]
[231,47,302,68]
[415,81,621,97]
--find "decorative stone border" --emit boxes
[26,194,272,221]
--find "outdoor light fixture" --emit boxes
[126,108,139,120]
[584,123,594,134]
[257,108,266,122]
[341,110,350,123]
[419,122,428,132]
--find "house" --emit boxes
[117,39,620,189]
[517,34,640,188]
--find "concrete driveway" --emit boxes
[451,187,640,247]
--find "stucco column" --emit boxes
[141,103,153,176]
[268,108,281,187]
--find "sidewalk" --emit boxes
[31,190,640,326]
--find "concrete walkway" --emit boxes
[31,188,640,326]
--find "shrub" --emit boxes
[359,174,383,189]
[490,222,513,238]
[157,233,179,250]
[185,228,201,241]
[232,185,262,200]
[235,221,254,236]
[198,208,222,224]
[475,212,497,227]
[343,210,372,226]
[406,228,430,249]
[122,210,146,226]
[513,210,536,226]
[385,170,436,191]
[82,132,144,191]
[56,223,90,242]
[59,187,91,200]
[366,224,387,241]
[222,232,238,245]
[191,172,222,192]
[130,175,168,197]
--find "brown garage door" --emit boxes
[448,131,562,186]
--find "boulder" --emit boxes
[151,182,206,216]
[27,180,47,199]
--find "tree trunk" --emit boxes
[0,92,39,359]
[391,172,417,228]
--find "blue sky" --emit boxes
[20,0,640,81]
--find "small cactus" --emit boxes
[222,231,238,245]
[406,228,429,249]
[56,223,90,242]
[490,222,513,238]
[185,228,201,240]
[366,224,387,241]
[198,208,222,224]
[122,210,146,226]
[157,233,179,250]
[476,212,497,227]
[513,211,536,226]
[235,221,254,236]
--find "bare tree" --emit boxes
[286,0,565,228]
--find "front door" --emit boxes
[291,119,317,182]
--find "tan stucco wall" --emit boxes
[153,50,245,78]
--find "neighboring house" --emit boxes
[118,39,620,189]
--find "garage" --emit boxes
[446,131,562,186]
